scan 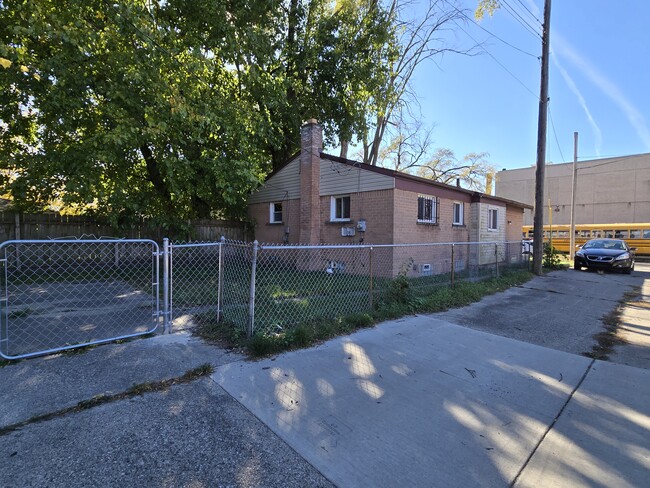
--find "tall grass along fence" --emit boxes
[170,239,529,339]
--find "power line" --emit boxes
[500,0,542,39]
[514,0,542,24]
[453,20,539,100]
[548,104,565,162]
[579,157,636,170]
[443,1,538,58]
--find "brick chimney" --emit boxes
[299,119,322,244]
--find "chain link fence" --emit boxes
[0,239,159,359]
[0,237,528,359]
[212,240,529,337]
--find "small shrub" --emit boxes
[286,325,314,348]
[247,334,283,357]
[543,243,562,269]
[345,312,374,329]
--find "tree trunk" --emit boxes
[340,140,349,159]
[140,144,173,211]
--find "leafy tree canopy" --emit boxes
[0,0,396,229]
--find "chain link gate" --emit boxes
[0,239,160,359]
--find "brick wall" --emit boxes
[248,199,301,244]
[389,189,470,276]
[318,189,395,245]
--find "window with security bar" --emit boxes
[417,195,438,224]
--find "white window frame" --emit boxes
[269,202,283,224]
[452,202,464,225]
[330,195,351,222]
[488,208,498,231]
[417,195,438,224]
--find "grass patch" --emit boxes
[0,363,214,437]
[196,270,533,358]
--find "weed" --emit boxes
[543,244,566,270]
[0,363,214,436]
[0,358,13,368]
[8,308,32,319]
[582,290,636,360]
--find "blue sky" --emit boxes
[409,0,650,170]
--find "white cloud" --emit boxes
[553,31,650,151]
[551,49,602,156]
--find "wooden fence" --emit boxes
[0,212,250,243]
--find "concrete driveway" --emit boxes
[214,265,650,487]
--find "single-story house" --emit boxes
[248,120,531,277]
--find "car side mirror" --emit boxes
[630,247,637,252]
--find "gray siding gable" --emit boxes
[319,159,394,196]
[248,157,301,204]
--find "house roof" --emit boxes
[320,153,533,210]
[259,150,533,210]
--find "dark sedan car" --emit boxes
[574,238,635,274]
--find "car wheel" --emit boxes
[574,260,582,271]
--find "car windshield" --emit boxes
[583,240,626,250]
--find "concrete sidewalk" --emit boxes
[214,317,650,488]
[0,333,333,487]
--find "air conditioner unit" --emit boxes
[418,263,432,276]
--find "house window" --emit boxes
[452,202,464,225]
[417,196,438,224]
[331,195,351,221]
[269,202,283,223]
[488,208,498,230]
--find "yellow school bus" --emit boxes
[522,223,650,255]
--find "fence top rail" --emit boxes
[170,242,222,249]
[258,240,523,250]
[0,238,159,246]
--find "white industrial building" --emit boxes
[495,153,650,226]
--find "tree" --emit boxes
[475,0,500,20]
[374,106,494,191]
[1,0,275,229]
[415,149,494,191]
[0,0,397,228]
[361,0,470,166]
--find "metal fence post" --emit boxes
[247,240,259,339]
[451,243,455,289]
[163,238,170,334]
[217,236,225,323]
[368,246,373,311]
[495,242,499,278]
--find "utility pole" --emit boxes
[532,0,552,275]
[569,132,578,261]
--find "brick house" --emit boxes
[248,120,531,276]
